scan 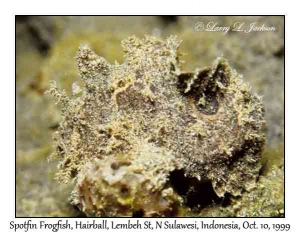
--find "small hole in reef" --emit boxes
[111,162,120,170]
[118,80,126,88]
[169,170,231,210]
[120,185,130,196]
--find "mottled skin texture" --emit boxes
[71,144,182,216]
[46,36,266,216]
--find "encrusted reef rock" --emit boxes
[46,35,266,217]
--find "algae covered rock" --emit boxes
[46,35,266,217]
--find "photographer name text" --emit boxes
[194,21,276,35]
